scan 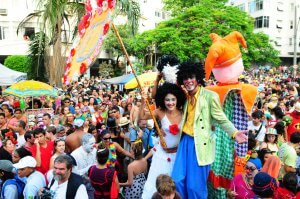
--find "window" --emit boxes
[249,0,264,13]
[0,9,7,16]
[24,27,35,39]
[291,20,294,29]
[155,11,160,17]
[291,3,295,11]
[162,12,166,19]
[0,26,8,40]
[237,4,245,11]
[256,0,263,10]
[61,30,69,43]
[264,16,269,28]
[254,16,269,28]
[290,38,293,46]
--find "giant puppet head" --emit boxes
[205,31,247,84]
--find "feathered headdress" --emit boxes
[157,55,180,84]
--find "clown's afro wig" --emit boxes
[155,82,186,111]
[177,61,205,86]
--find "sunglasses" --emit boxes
[64,101,70,103]
[102,137,111,141]
[55,138,65,142]
[245,165,257,172]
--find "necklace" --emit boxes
[243,174,253,190]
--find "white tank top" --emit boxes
[160,115,181,148]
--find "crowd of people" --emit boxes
[0,57,300,199]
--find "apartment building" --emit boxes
[229,0,300,65]
[0,0,169,64]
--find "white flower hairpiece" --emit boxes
[162,64,179,84]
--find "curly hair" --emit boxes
[177,61,205,86]
[155,82,186,111]
[156,55,180,72]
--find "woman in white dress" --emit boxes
[140,82,186,199]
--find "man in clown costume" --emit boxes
[171,58,248,199]
[205,31,258,198]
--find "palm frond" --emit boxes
[117,0,141,35]
[17,11,43,35]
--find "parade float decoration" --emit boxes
[63,0,116,84]
[63,0,167,147]
[205,31,258,198]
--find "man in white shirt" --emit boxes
[44,154,88,199]
[71,133,96,198]
[248,110,266,143]
[13,156,46,199]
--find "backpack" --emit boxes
[1,177,25,199]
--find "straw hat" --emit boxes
[119,117,130,127]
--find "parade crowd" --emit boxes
[1,60,300,199]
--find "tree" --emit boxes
[4,55,30,73]
[130,2,280,68]
[18,0,85,87]
[163,0,228,16]
[18,0,140,86]
[27,32,48,82]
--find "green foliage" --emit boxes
[117,0,141,35]
[104,25,135,57]
[163,0,227,16]
[99,62,115,78]
[4,55,30,73]
[130,3,280,68]
[27,32,49,82]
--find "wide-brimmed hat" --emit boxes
[13,156,37,169]
[119,117,130,127]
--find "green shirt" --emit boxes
[278,143,297,180]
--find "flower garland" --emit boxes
[106,142,117,168]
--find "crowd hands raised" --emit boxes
[0,65,300,199]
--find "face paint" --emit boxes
[164,94,177,111]
[183,77,197,92]
[83,137,96,153]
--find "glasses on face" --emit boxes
[64,101,70,103]
[245,165,257,172]
[102,137,111,141]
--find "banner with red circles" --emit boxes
[63,0,116,84]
